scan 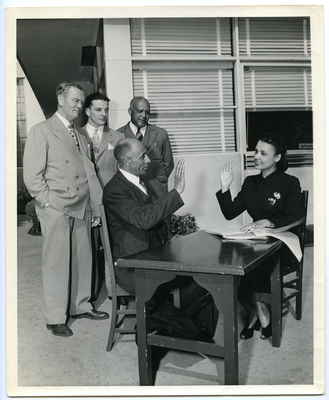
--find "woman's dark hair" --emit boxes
[258,132,288,171]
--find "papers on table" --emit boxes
[205,227,270,241]
[206,226,302,261]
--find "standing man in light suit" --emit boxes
[80,92,124,300]
[117,97,174,199]
[23,81,109,338]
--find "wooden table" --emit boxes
[116,230,282,385]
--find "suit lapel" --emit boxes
[80,126,91,145]
[98,127,113,157]
[123,124,136,139]
[143,125,158,150]
[50,115,83,162]
[76,125,90,157]
[116,170,151,204]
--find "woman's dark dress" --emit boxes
[216,169,304,297]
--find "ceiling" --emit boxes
[17,19,100,118]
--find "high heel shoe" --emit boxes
[260,319,272,340]
[240,318,261,340]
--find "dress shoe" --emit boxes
[240,318,261,340]
[47,324,73,337]
[260,306,272,340]
[260,320,272,340]
[71,309,109,320]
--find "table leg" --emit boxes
[135,269,153,385]
[193,274,239,385]
[270,252,282,348]
[135,270,178,385]
[222,275,239,385]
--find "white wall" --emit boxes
[103,18,133,130]
[168,153,245,230]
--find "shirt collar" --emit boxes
[86,123,104,139]
[119,168,140,187]
[56,111,71,129]
[129,122,147,136]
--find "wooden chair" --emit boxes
[252,190,309,329]
[281,190,309,320]
[99,204,137,351]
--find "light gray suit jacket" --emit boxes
[23,113,102,218]
[80,125,124,189]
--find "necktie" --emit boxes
[92,128,100,160]
[139,178,149,196]
[68,123,80,150]
[136,128,143,141]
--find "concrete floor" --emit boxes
[12,215,316,395]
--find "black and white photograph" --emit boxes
[3,2,325,398]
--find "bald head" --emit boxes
[114,138,150,176]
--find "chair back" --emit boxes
[99,204,131,298]
[282,190,308,273]
[296,190,309,257]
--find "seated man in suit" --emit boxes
[102,138,218,338]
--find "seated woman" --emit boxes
[216,132,304,340]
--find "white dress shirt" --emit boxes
[129,122,146,139]
[85,123,104,142]
[119,168,148,196]
[56,111,71,129]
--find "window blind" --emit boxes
[132,64,236,154]
[244,66,312,109]
[238,17,311,57]
[130,18,232,57]
[17,78,27,168]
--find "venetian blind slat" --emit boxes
[130,18,232,56]
[238,17,311,56]
[244,66,312,108]
[133,66,236,153]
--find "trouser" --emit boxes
[115,266,219,337]
[90,226,105,302]
[36,204,93,324]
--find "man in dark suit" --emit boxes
[117,97,174,199]
[80,92,124,300]
[102,138,218,337]
[103,138,184,293]
[23,81,109,337]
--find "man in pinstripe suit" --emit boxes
[102,138,218,338]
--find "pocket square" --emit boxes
[107,143,114,150]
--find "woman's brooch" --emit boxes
[268,192,281,205]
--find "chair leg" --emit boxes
[106,295,120,351]
[295,279,302,320]
[271,253,282,348]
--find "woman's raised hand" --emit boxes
[219,162,234,192]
